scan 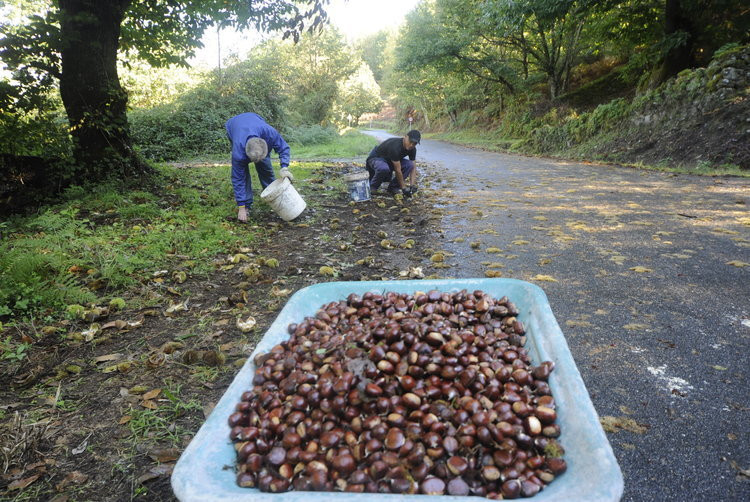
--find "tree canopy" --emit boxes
[0,0,332,181]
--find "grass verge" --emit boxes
[291,128,377,159]
[424,129,749,177]
[0,160,335,333]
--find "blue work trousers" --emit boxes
[366,157,415,192]
[231,155,275,207]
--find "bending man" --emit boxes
[365,130,421,197]
[226,112,293,222]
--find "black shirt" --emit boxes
[367,137,416,163]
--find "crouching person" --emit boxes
[365,130,421,197]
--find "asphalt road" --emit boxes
[364,130,750,501]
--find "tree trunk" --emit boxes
[57,0,148,180]
[657,0,695,82]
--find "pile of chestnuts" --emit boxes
[228,290,566,498]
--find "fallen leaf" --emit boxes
[270,286,291,297]
[94,353,123,363]
[101,320,128,330]
[141,400,158,410]
[147,448,180,463]
[566,320,592,328]
[142,389,162,401]
[531,274,558,282]
[136,463,174,484]
[7,474,40,491]
[728,459,750,479]
[485,270,503,278]
[164,301,188,316]
[623,323,650,330]
[55,471,89,491]
[712,365,728,371]
[600,416,649,434]
[629,266,652,273]
[726,260,749,268]
[485,247,502,254]
[430,253,445,263]
[119,415,132,425]
[159,341,184,354]
[81,324,101,342]
[511,240,529,245]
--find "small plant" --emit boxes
[127,380,202,445]
[1,336,30,362]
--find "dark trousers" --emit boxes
[366,157,415,191]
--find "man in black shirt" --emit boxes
[365,130,421,196]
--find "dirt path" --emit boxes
[364,130,750,501]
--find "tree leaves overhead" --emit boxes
[121,0,331,67]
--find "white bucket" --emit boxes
[344,171,371,202]
[260,177,306,221]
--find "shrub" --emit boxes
[130,61,287,161]
[283,124,338,146]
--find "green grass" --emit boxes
[427,129,524,152]
[292,129,377,159]
[126,381,202,444]
[0,164,265,323]
[0,156,355,325]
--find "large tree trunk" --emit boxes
[57,0,149,180]
[656,0,695,82]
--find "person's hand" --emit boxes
[237,206,248,222]
[409,184,418,194]
[279,167,294,181]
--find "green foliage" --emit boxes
[355,31,391,83]
[335,64,383,126]
[0,246,96,320]
[0,164,263,322]
[291,129,378,159]
[271,29,360,125]
[130,58,285,161]
[1,336,31,362]
[283,124,338,146]
[0,0,332,180]
[129,28,370,160]
[127,380,202,444]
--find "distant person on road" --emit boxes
[366,130,421,197]
[225,112,293,222]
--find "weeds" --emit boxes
[126,380,202,445]
[0,164,265,322]
[1,336,30,362]
[0,412,52,475]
